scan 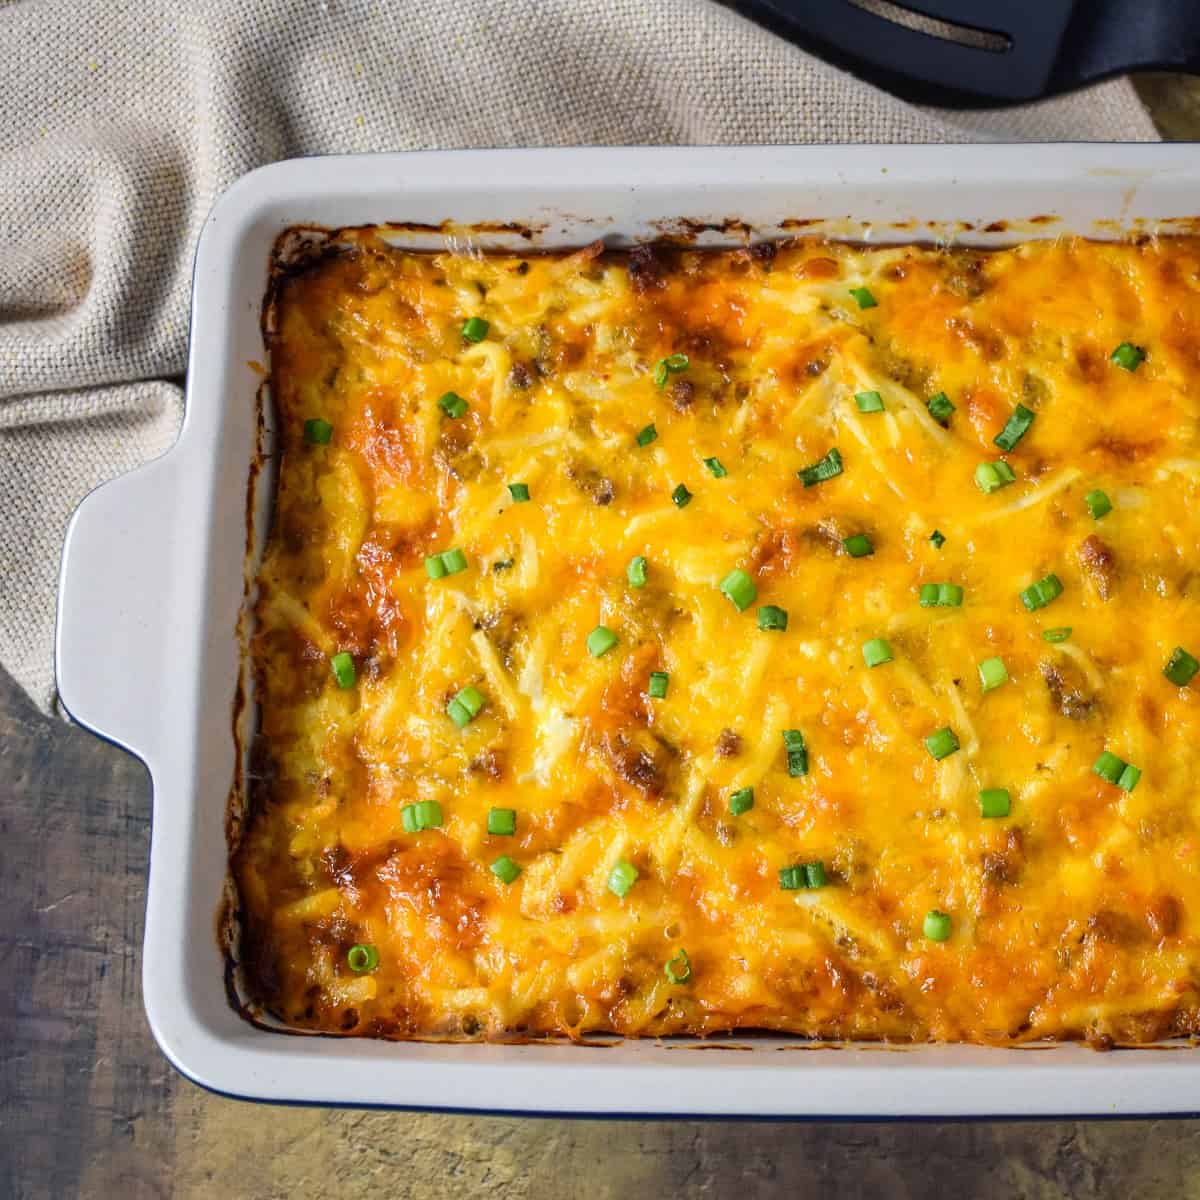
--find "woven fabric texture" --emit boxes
[0,0,1157,712]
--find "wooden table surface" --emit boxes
[5,77,1200,1200]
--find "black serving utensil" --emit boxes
[730,0,1200,107]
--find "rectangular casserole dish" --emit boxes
[55,144,1200,1115]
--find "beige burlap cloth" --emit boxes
[0,0,1158,712]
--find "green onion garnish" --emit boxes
[993,404,1035,452]
[758,605,788,632]
[1111,342,1145,372]
[627,555,648,588]
[797,447,843,488]
[1020,573,1063,612]
[447,685,486,728]
[401,799,443,833]
[671,483,693,508]
[648,671,669,699]
[927,393,954,426]
[491,855,521,884]
[508,482,531,503]
[843,534,874,558]
[729,787,754,815]
[978,656,1009,692]
[779,865,804,890]
[587,626,619,658]
[1085,489,1112,520]
[855,390,884,413]
[924,727,960,760]
[304,418,333,444]
[979,788,1011,819]
[923,910,952,942]
[975,460,1017,494]
[1092,750,1125,784]
[919,582,964,608]
[462,316,489,343]
[330,651,356,689]
[719,568,757,612]
[664,948,692,984]
[929,530,946,550]
[653,353,689,388]
[1164,646,1200,687]
[487,808,516,836]
[425,548,470,579]
[1117,763,1142,792]
[607,859,639,898]
[849,286,877,310]
[783,729,808,777]
[1043,626,1072,643]
[803,860,826,888]
[347,944,379,973]
[438,391,469,418]
[636,423,658,447]
[862,638,893,668]
[703,456,727,478]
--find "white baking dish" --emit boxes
[55,145,1200,1116]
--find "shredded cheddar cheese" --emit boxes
[237,235,1200,1044]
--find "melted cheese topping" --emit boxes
[238,235,1200,1044]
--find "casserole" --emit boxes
[56,145,1200,1113]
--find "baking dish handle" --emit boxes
[55,451,181,767]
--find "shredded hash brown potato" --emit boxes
[237,234,1200,1044]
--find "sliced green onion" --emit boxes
[862,637,893,668]
[919,582,963,608]
[783,729,808,777]
[919,583,940,608]
[978,656,1009,692]
[923,910,952,942]
[979,788,1011,819]
[438,391,469,418]
[587,626,619,658]
[627,555,648,588]
[924,727,960,760]
[648,670,669,699]
[508,482,531,503]
[347,944,379,973]
[447,685,486,728]
[1020,573,1063,612]
[729,787,754,815]
[401,799,443,833]
[703,456,727,478]
[636,423,658,447]
[719,568,757,612]
[1085,489,1112,520]
[664,948,692,984]
[849,286,877,309]
[304,417,333,444]
[607,859,639,898]
[1092,750,1126,784]
[855,390,884,413]
[843,533,874,558]
[1111,342,1145,372]
[1118,763,1142,792]
[671,483,692,508]
[797,447,843,488]
[803,860,827,889]
[929,529,946,549]
[779,865,805,890]
[975,459,1017,494]
[425,554,447,579]
[758,605,788,632]
[331,651,356,689]
[461,316,489,343]
[440,547,468,575]
[653,353,689,388]
[487,807,516,836]
[1043,626,1072,643]
[993,404,1035,453]
[1164,646,1200,687]
[927,393,955,426]
[491,854,521,884]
